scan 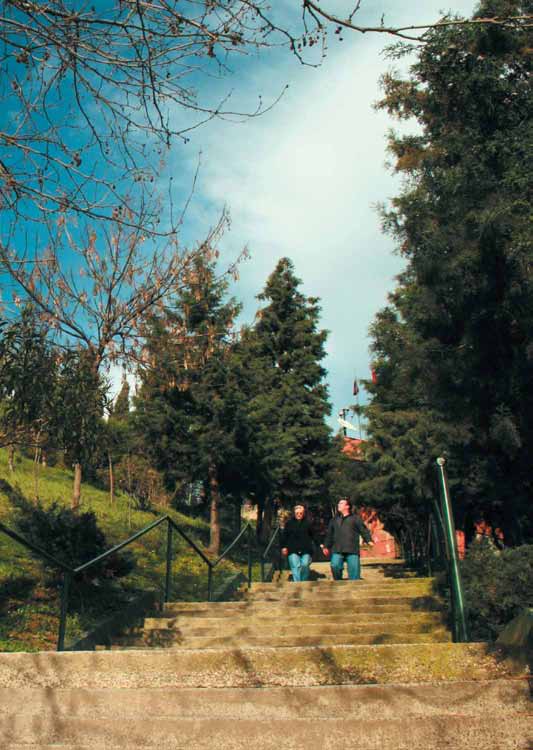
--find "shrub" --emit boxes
[461,539,533,641]
[8,486,135,586]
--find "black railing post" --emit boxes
[247,526,253,588]
[57,571,71,652]
[207,564,213,602]
[164,521,173,603]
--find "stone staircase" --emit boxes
[0,559,531,748]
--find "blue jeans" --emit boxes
[330,552,360,580]
[288,553,312,582]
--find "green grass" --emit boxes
[0,449,248,652]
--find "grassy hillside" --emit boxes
[0,450,244,652]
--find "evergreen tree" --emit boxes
[134,255,244,554]
[113,379,131,420]
[246,258,332,536]
[51,349,107,509]
[364,0,533,545]
[0,308,57,461]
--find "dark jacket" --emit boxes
[324,512,372,554]
[281,517,315,556]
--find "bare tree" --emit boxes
[2,1,529,225]
[298,2,533,45]
[0,0,288,237]
[0,209,230,369]
[1,1,529,237]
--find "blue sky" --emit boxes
[152,0,476,434]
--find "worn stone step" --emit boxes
[3,680,529,721]
[2,713,532,749]
[139,631,452,649]
[317,558,407,567]
[138,631,452,648]
[154,611,446,631]
[162,596,443,617]
[1,643,525,689]
[246,584,438,599]
[142,613,447,636]
[246,588,438,602]
[249,577,436,589]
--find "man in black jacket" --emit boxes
[280,504,315,582]
[321,499,373,580]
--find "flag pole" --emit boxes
[353,375,362,439]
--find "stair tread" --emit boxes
[3,713,532,750]
[1,643,525,689]
[2,679,529,719]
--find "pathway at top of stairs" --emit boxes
[0,558,531,749]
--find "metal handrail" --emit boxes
[435,458,469,643]
[261,524,280,560]
[260,524,281,582]
[212,522,252,567]
[0,520,71,572]
[73,516,169,573]
[0,512,281,652]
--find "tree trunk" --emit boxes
[108,451,115,505]
[33,445,41,501]
[7,444,14,472]
[208,463,221,556]
[261,498,273,543]
[256,498,264,539]
[72,462,82,511]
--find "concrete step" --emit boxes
[3,713,532,749]
[246,587,438,602]
[116,630,451,649]
[247,582,437,596]
[152,611,447,631]
[316,558,407,567]
[3,680,529,720]
[142,612,447,636]
[0,643,526,689]
[249,577,435,590]
[162,596,443,617]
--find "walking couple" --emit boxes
[280,499,374,582]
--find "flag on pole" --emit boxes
[353,377,359,396]
[371,368,377,384]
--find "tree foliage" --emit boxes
[0,307,57,449]
[244,258,332,530]
[363,0,533,546]
[134,254,245,553]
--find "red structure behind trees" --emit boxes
[341,437,397,558]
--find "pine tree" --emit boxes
[246,258,332,536]
[134,255,244,554]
